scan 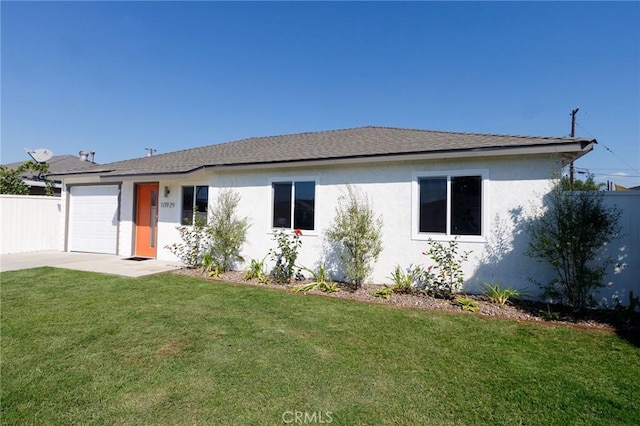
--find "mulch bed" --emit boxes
[174,268,639,332]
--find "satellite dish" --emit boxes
[24,148,53,163]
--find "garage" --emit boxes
[68,185,120,254]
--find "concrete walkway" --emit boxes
[0,251,182,278]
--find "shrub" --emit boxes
[388,265,416,294]
[244,256,267,281]
[319,281,340,293]
[454,297,479,312]
[373,286,393,299]
[269,229,303,284]
[294,264,340,294]
[526,183,621,311]
[326,185,383,289]
[303,263,331,285]
[165,218,210,268]
[482,282,527,305]
[414,238,471,299]
[539,304,561,321]
[292,281,340,294]
[201,252,221,277]
[207,189,249,271]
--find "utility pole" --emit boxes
[569,107,579,189]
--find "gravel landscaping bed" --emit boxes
[174,268,639,331]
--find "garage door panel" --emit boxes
[69,185,119,254]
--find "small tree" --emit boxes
[0,166,29,195]
[207,189,249,271]
[561,173,605,191]
[326,185,383,289]
[0,161,53,196]
[526,182,621,311]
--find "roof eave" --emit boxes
[48,170,111,179]
[201,141,597,172]
[57,140,596,179]
[22,179,62,189]
[93,166,207,181]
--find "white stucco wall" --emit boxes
[598,192,640,307]
[58,155,639,306]
[157,155,557,295]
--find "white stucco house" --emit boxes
[51,126,597,294]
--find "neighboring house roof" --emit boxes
[4,154,99,177]
[49,126,596,178]
[4,155,99,194]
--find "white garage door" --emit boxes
[68,185,120,254]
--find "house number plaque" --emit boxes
[160,202,175,208]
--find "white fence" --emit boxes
[0,195,61,254]
[600,192,640,307]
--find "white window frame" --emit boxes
[180,184,210,226]
[411,169,489,242]
[268,176,319,236]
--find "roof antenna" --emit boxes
[145,147,156,157]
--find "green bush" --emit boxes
[166,217,210,268]
[0,161,53,196]
[414,238,471,299]
[326,185,383,289]
[201,252,221,277]
[244,256,267,281]
[526,183,621,311]
[388,265,416,294]
[482,282,527,305]
[293,263,339,293]
[269,229,303,284]
[373,286,393,299]
[454,297,479,312]
[167,189,248,270]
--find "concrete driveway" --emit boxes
[0,251,182,278]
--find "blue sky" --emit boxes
[2,1,639,187]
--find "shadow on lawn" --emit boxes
[469,201,639,345]
[616,328,640,347]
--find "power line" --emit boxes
[574,122,640,175]
[585,173,640,178]
[572,168,640,178]
[576,168,638,171]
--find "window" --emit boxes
[272,181,315,230]
[416,174,483,237]
[181,185,209,225]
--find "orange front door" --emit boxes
[135,183,159,257]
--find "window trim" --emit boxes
[268,176,319,235]
[180,184,209,226]
[411,169,489,242]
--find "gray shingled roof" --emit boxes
[51,126,595,177]
[4,154,99,179]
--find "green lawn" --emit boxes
[1,268,638,425]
